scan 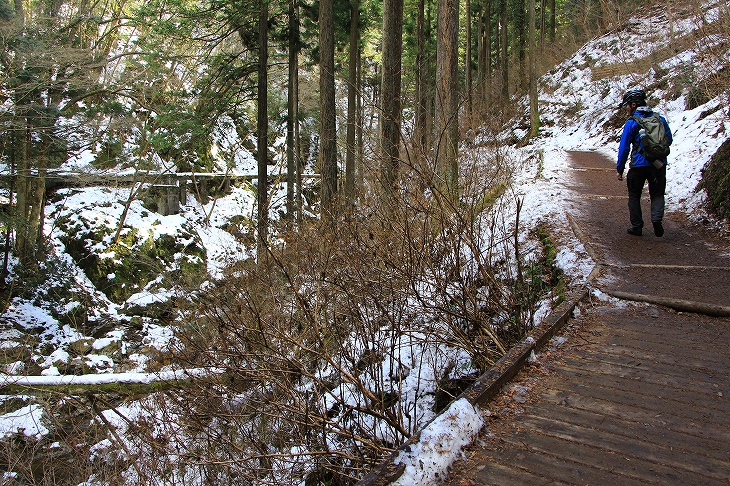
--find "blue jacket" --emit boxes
[617,106,672,174]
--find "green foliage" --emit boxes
[698,138,730,221]
[0,0,12,20]
[513,224,566,330]
[536,224,566,304]
[474,182,507,213]
[93,139,123,169]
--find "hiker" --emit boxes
[616,88,673,237]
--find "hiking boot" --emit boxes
[627,226,642,236]
[653,221,664,237]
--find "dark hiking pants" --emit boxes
[626,165,666,229]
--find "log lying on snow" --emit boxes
[0,368,220,388]
[610,291,730,317]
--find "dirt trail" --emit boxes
[443,150,730,485]
[564,150,730,307]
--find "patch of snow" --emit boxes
[0,404,49,439]
[391,399,485,486]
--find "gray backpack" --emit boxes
[632,114,671,168]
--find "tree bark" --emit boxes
[2,146,14,285]
[466,0,473,121]
[380,0,404,198]
[414,0,427,152]
[610,291,730,318]
[515,0,527,92]
[257,0,269,259]
[356,39,363,190]
[528,0,539,138]
[287,0,299,222]
[424,1,435,152]
[500,0,509,104]
[548,0,555,42]
[14,122,31,263]
[319,0,338,220]
[539,0,546,51]
[435,0,459,198]
[483,0,492,110]
[345,0,359,209]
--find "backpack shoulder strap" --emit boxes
[632,114,652,125]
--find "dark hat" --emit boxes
[618,88,647,109]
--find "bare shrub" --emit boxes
[88,146,558,485]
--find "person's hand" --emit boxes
[617,172,623,181]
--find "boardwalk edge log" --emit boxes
[355,284,591,486]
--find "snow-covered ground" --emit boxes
[1,1,729,484]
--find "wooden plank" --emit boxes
[568,167,617,172]
[558,357,730,404]
[577,194,626,199]
[553,365,730,414]
[567,342,729,376]
[538,383,730,433]
[477,434,651,486]
[628,263,730,272]
[498,430,704,485]
[460,459,564,486]
[516,414,730,481]
[581,322,730,355]
[537,388,730,444]
[564,346,730,393]
[565,333,729,371]
[526,401,730,462]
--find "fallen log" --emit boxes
[610,291,730,317]
[0,367,218,387]
[629,263,730,272]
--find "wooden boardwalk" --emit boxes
[445,151,730,485]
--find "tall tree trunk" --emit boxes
[257,0,269,259]
[1,146,14,285]
[515,0,527,92]
[415,0,427,152]
[500,0,509,105]
[345,0,359,209]
[539,0,546,51]
[424,0,435,152]
[529,0,539,138]
[380,0,404,198]
[466,0,473,121]
[548,0,555,42]
[319,0,338,220]
[15,122,31,263]
[13,0,23,28]
[30,156,46,255]
[295,82,302,223]
[287,0,299,222]
[435,0,459,198]
[356,40,363,188]
[484,0,492,109]
[667,0,674,44]
[477,4,484,105]
[495,4,500,85]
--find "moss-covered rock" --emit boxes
[698,138,730,221]
[57,214,207,310]
[68,338,94,357]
